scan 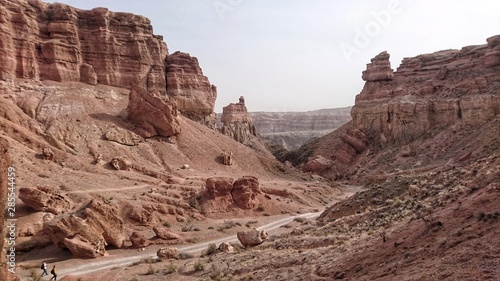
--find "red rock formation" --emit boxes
[126,86,180,138]
[220,96,257,143]
[353,35,500,146]
[166,51,217,127]
[291,35,500,180]
[200,176,262,213]
[18,186,72,215]
[0,0,168,94]
[361,51,394,82]
[43,198,125,257]
[231,176,261,210]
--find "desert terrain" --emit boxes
[0,1,499,281]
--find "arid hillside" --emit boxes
[0,1,342,279]
[1,0,499,280]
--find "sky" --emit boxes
[46,0,500,112]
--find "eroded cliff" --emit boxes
[0,0,168,94]
[287,35,500,180]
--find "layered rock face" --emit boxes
[352,36,500,146]
[166,51,217,127]
[249,107,352,149]
[291,35,500,179]
[0,0,168,94]
[219,96,257,143]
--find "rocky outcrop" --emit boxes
[63,234,106,258]
[288,35,500,180]
[0,0,168,94]
[126,86,180,138]
[166,51,217,127]
[353,36,500,145]
[361,51,394,82]
[153,227,182,240]
[236,229,269,248]
[129,231,150,248]
[200,176,262,213]
[104,127,144,146]
[18,186,72,215]
[43,198,125,257]
[110,157,132,171]
[231,176,261,210]
[219,96,256,143]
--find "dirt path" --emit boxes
[67,184,151,194]
[56,211,323,278]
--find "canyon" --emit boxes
[0,0,498,280]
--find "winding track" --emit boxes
[57,211,323,278]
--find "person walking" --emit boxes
[40,261,48,277]
[49,265,57,281]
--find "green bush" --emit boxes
[194,260,204,271]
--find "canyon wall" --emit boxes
[249,107,352,149]
[288,35,500,179]
[0,0,168,94]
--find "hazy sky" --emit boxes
[46,1,500,112]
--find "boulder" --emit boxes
[110,157,132,171]
[153,227,182,240]
[218,242,235,253]
[237,229,269,248]
[63,234,106,258]
[41,147,55,160]
[220,151,233,165]
[18,186,72,215]
[127,86,180,138]
[157,247,179,260]
[129,232,150,248]
[231,176,261,209]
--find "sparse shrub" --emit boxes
[257,204,265,212]
[217,221,238,232]
[163,221,171,228]
[263,213,270,216]
[165,263,177,274]
[29,269,41,281]
[245,220,258,228]
[293,217,306,223]
[146,265,156,275]
[182,225,193,232]
[179,252,194,259]
[194,260,204,271]
[202,243,218,257]
[129,277,139,281]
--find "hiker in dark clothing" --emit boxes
[49,265,57,281]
